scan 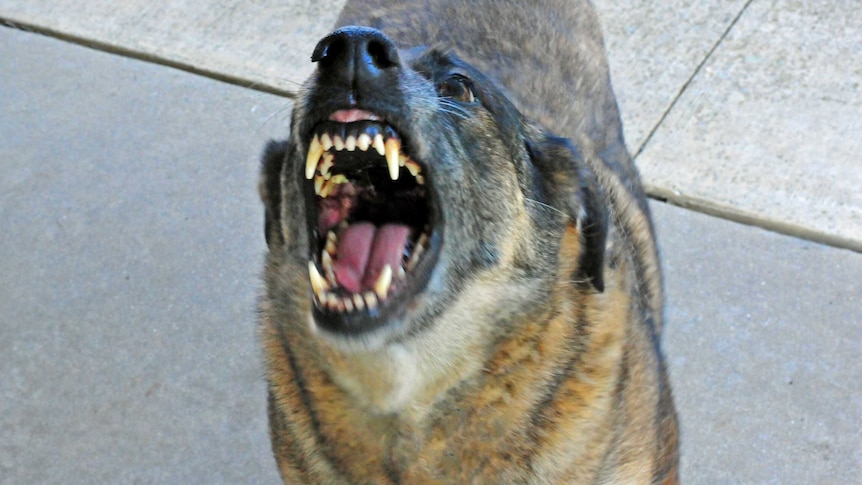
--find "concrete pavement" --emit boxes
[1,3,860,484]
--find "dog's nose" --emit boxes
[311,26,400,89]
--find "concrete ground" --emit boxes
[1,1,859,484]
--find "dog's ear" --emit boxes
[259,140,289,249]
[526,133,608,292]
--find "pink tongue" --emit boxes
[332,222,411,293]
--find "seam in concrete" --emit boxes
[648,185,862,253]
[0,18,298,100]
[632,0,756,160]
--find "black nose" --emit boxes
[311,26,400,89]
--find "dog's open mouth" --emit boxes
[303,110,440,334]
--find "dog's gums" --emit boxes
[303,109,437,326]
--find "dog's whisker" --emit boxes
[524,198,567,218]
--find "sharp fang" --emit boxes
[373,134,385,156]
[385,138,400,180]
[314,175,325,195]
[320,133,333,151]
[363,292,378,310]
[353,293,365,311]
[308,261,329,295]
[357,133,371,151]
[306,135,324,179]
[374,264,393,299]
[406,244,424,272]
[345,135,357,151]
[333,135,345,151]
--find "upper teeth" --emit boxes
[305,128,423,189]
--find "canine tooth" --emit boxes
[374,264,393,299]
[333,135,345,151]
[357,133,371,151]
[314,175,325,195]
[345,135,357,151]
[416,175,425,185]
[353,293,365,311]
[343,296,355,312]
[308,261,329,295]
[405,159,421,177]
[373,134,385,156]
[363,292,378,310]
[320,133,333,151]
[385,138,400,180]
[306,135,324,179]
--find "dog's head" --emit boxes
[261,27,607,349]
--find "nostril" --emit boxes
[366,40,397,69]
[312,37,345,65]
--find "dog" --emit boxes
[258,0,679,482]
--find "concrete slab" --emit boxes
[653,201,861,483]
[3,25,861,485]
[594,0,749,152]
[0,28,284,483]
[0,0,346,95]
[636,0,862,251]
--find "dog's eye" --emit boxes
[439,75,475,103]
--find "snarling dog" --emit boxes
[258,0,679,483]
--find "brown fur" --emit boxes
[259,1,679,483]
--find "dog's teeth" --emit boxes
[333,135,345,151]
[397,266,406,280]
[330,174,348,185]
[398,153,407,167]
[363,292,378,310]
[308,261,329,296]
[385,138,400,180]
[320,153,335,178]
[325,293,339,310]
[345,135,357,151]
[405,159,421,177]
[306,135,324,179]
[357,133,371,151]
[343,296,355,312]
[314,175,325,195]
[352,293,365,311]
[374,264,393,299]
[416,174,425,185]
[320,133,333,151]
[417,233,429,248]
[325,232,338,256]
[373,134,385,156]
[320,179,335,198]
[406,244,424,272]
[321,250,337,285]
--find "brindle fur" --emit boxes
[259,0,679,483]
